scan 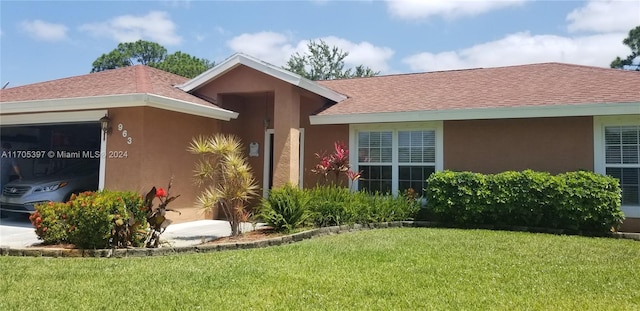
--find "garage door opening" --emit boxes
[0,122,101,213]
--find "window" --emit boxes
[605,126,640,205]
[398,131,436,196]
[594,115,640,218]
[357,131,393,194]
[353,122,442,197]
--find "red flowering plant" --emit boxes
[143,178,181,248]
[312,140,363,188]
[30,201,71,244]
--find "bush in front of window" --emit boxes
[307,184,359,227]
[258,184,421,233]
[425,170,624,233]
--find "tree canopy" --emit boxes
[90,40,214,78]
[284,40,380,80]
[610,25,640,70]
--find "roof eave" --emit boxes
[177,53,347,103]
[0,93,239,121]
[309,102,640,125]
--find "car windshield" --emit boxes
[50,161,98,176]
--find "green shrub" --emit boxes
[557,171,624,232]
[308,184,358,227]
[259,184,311,233]
[426,170,624,233]
[66,190,146,249]
[357,191,420,224]
[30,201,72,244]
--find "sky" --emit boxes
[0,0,639,87]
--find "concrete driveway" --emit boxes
[0,212,254,248]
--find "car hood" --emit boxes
[5,174,95,187]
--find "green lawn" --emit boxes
[1,228,639,310]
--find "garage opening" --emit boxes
[0,122,101,213]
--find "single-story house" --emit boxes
[1,53,639,231]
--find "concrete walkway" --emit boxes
[0,213,254,249]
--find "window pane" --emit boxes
[606,146,621,164]
[399,165,435,197]
[423,131,435,147]
[358,148,370,163]
[410,131,422,146]
[605,127,621,144]
[359,165,392,194]
[370,148,381,162]
[399,147,410,162]
[621,127,639,144]
[381,132,393,147]
[370,132,381,147]
[358,132,370,147]
[381,147,393,162]
[607,167,640,205]
[622,145,639,164]
[410,147,422,162]
[425,147,436,163]
[398,131,410,146]
[381,166,392,179]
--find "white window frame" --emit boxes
[349,121,444,194]
[594,115,640,218]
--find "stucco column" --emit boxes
[273,85,300,187]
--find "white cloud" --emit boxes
[227,32,296,66]
[79,11,181,45]
[403,31,629,71]
[386,0,527,20]
[567,0,640,33]
[226,32,394,72]
[20,20,68,42]
[309,36,394,72]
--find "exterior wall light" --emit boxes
[100,114,111,140]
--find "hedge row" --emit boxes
[425,170,625,233]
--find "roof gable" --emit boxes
[177,53,347,103]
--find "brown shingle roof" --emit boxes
[0,65,219,108]
[316,63,640,116]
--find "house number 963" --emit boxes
[117,123,133,145]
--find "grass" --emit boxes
[1,228,639,310]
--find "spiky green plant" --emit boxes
[188,134,258,236]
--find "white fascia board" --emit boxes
[310,102,640,125]
[0,110,108,125]
[177,53,347,103]
[0,94,146,114]
[145,94,238,120]
[0,93,239,121]
[177,54,244,92]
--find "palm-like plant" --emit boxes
[188,134,258,236]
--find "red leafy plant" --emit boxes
[312,140,362,187]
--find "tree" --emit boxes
[189,134,258,237]
[90,40,214,78]
[91,40,167,72]
[610,25,640,70]
[284,40,380,80]
[152,51,214,78]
